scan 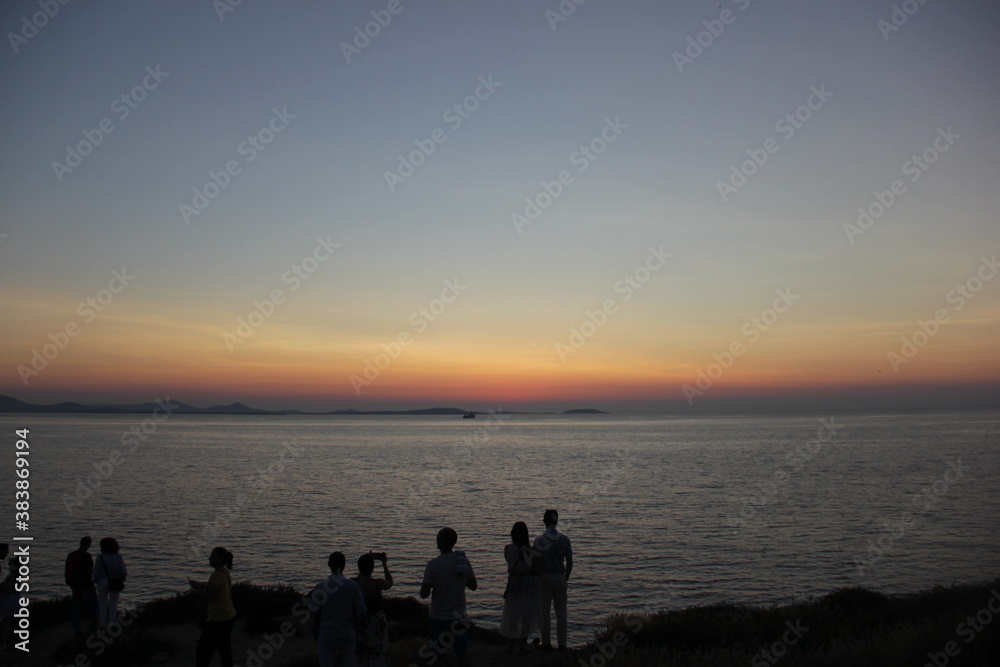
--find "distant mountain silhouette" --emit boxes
[204,402,257,414]
[0,395,31,412]
[0,394,600,416]
[0,395,289,415]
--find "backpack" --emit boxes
[99,556,125,592]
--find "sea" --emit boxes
[2,409,998,645]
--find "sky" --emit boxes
[1,0,998,414]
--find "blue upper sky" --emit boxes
[1,0,998,412]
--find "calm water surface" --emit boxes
[3,410,998,644]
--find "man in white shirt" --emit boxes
[534,509,573,651]
[420,527,478,667]
[311,551,366,667]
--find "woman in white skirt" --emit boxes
[93,537,127,628]
[500,522,540,653]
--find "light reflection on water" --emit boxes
[6,410,999,643]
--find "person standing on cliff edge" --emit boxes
[534,509,573,651]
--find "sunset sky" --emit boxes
[1,0,998,413]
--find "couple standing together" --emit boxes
[501,509,573,653]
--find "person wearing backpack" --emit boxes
[92,537,127,628]
[65,536,98,636]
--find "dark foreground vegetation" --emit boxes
[12,578,999,666]
[556,579,1000,667]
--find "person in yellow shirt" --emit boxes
[190,547,236,666]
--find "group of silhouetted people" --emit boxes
[52,508,572,667]
[500,509,573,654]
[63,536,128,637]
[311,550,394,667]
[1,537,128,651]
[413,508,573,667]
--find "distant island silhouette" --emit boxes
[0,395,604,416]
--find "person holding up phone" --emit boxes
[353,551,393,667]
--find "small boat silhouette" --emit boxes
[462,411,476,419]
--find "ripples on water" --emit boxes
[5,410,998,643]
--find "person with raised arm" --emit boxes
[353,551,393,667]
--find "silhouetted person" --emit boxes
[501,521,540,653]
[352,551,393,667]
[189,547,236,667]
[65,536,98,636]
[92,537,127,628]
[533,509,572,650]
[420,527,477,667]
[312,551,366,667]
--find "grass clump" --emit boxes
[557,579,1000,667]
